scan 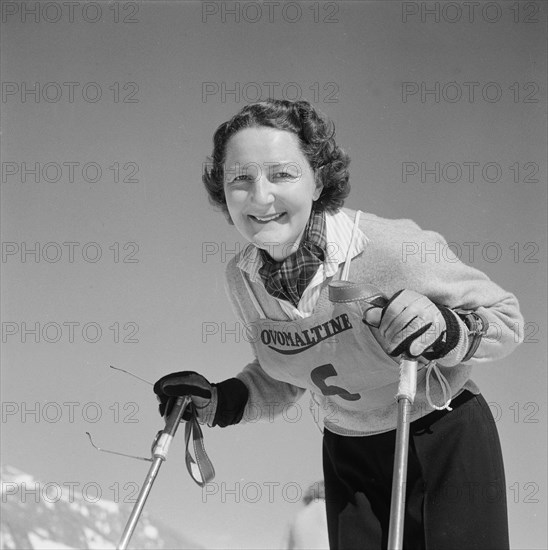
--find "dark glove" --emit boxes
[153,371,213,421]
[153,371,250,427]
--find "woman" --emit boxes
[154,99,523,549]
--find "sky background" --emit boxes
[1,1,547,549]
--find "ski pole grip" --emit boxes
[164,396,191,434]
[328,281,387,328]
[396,358,418,404]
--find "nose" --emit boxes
[249,174,275,206]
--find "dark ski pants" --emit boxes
[323,391,509,550]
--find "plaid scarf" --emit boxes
[259,209,327,307]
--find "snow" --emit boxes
[83,526,115,549]
[144,524,159,539]
[0,529,16,549]
[1,464,201,549]
[95,498,119,514]
[1,466,34,486]
[28,531,74,550]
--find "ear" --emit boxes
[313,169,324,201]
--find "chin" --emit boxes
[254,229,285,246]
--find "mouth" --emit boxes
[248,212,286,224]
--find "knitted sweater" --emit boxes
[224,208,524,435]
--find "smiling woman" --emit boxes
[153,98,524,550]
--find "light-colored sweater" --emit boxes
[224,208,524,435]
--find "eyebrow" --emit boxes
[265,161,299,166]
[225,161,301,170]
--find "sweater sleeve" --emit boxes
[223,262,306,423]
[236,359,306,423]
[358,214,524,365]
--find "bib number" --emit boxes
[311,363,360,401]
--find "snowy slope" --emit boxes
[0,465,202,550]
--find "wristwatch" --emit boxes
[456,310,490,362]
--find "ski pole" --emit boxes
[328,282,418,550]
[387,356,417,550]
[117,395,191,550]
[354,287,418,550]
[358,290,418,550]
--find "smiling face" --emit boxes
[223,127,323,261]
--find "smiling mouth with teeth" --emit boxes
[250,213,286,222]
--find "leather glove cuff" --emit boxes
[211,378,249,428]
[421,305,462,361]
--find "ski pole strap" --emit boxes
[328,280,387,307]
[425,361,453,411]
[184,403,215,487]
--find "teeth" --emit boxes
[253,213,283,222]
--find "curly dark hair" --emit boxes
[202,98,351,222]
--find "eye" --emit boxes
[272,171,295,180]
[227,174,250,185]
